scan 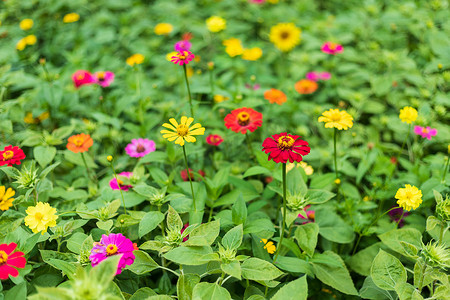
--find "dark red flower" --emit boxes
[224,107,263,134]
[0,146,26,167]
[206,134,224,146]
[0,243,26,280]
[181,169,205,181]
[262,132,310,163]
[181,223,190,242]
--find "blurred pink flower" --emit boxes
[249,0,266,3]
[321,42,344,55]
[109,172,133,191]
[414,126,437,140]
[306,72,332,81]
[245,83,260,90]
[94,71,115,87]
[298,205,315,224]
[174,40,192,52]
[125,138,156,158]
[171,50,195,66]
[72,70,96,89]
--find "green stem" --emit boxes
[438,222,445,245]
[33,188,38,205]
[209,67,215,100]
[398,123,412,158]
[158,266,180,277]
[395,211,406,228]
[109,160,127,215]
[182,145,196,211]
[208,206,214,222]
[442,156,449,183]
[245,133,255,159]
[352,233,362,255]
[135,68,141,98]
[363,206,401,235]
[418,262,427,292]
[183,64,194,117]
[273,163,287,264]
[333,128,338,179]
[80,152,96,182]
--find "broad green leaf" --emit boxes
[315,209,355,244]
[271,276,308,300]
[371,250,407,291]
[221,260,241,280]
[39,250,77,279]
[241,257,283,281]
[126,250,159,275]
[192,282,231,300]
[347,242,383,276]
[395,282,423,300]
[243,218,275,234]
[378,228,422,258]
[164,246,213,265]
[222,224,243,251]
[275,256,314,277]
[306,189,335,204]
[243,166,271,178]
[139,211,165,238]
[359,276,396,300]
[184,220,220,247]
[294,222,319,257]
[232,194,247,225]
[5,282,27,300]
[167,205,183,231]
[287,167,307,196]
[177,273,200,300]
[34,146,56,167]
[129,287,157,300]
[91,255,122,287]
[66,232,88,255]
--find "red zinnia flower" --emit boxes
[0,146,26,167]
[181,169,205,181]
[295,79,318,94]
[206,134,224,146]
[262,132,310,163]
[0,243,26,280]
[224,107,263,134]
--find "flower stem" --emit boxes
[273,163,287,264]
[418,261,428,292]
[438,222,446,245]
[245,133,255,159]
[442,156,449,183]
[398,123,412,158]
[80,152,96,182]
[109,159,127,215]
[209,67,215,100]
[363,206,401,235]
[182,64,194,117]
[182,144,196,211]
[395,211,406,228]
[333,128,338,179]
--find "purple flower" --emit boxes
[125,138,156,158]
[109,172,133,191]
[414,126,437,140]
[174,40,192,52]
[388,207,409,227]
[89,233,135,275]
[94,71,115,87]
[245,83,260,90]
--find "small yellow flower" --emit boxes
[399,106,418,124]
[267,0,279,3]
[299,161,314,175]
[318,109,354,130]
[107,155,113,162]
[260,239,276,254]
[63,13,80,23]
[223,38,244,57]
[25,202,58,234]
[20,19,33,30]
[161,116,205,146]
[206,16,226,33]
[214,95,229,103]
[270,23,301,52]
[242,47,263,61]
[395,184,423,211]
[363,196,371,202]
[126,54,144,66]
[24,35,37,45]
[334,178,341,185]
[16,38,27,51]
[154,23,173,35]
[0,186,15,211]
[166,51,178,62]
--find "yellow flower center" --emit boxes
[77,74,84,80]
[34,212,43,221]
[422,128,429,134]
[329,112,342,122]
[177,124,189,137]
[237,112,250,125]
[117,179,124,186]
[73,137,84,147]
[328,42,337,50]
[277,136,295,150]
[0,251,8,265]
[178,51,188,60]
[97,72,105,80]
[2,151,14,160]
[106,244,118,256]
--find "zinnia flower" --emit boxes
[321,42,344,55]
[0,145,26,167]
[206,134,224,146]
[242,47,263,61]
[181,169,205,182]
[161,116,205,146]
[260,239,276,254]
[94,71,115,87]
[174,40,192,52]
[24,112,49,124]
[269,23,301,52]
[19,19,33,30]
[318,109,354,130]
[24,35,37,45]
[295,79,318,94]
[414,126,437,140]
[262,132,310,163]
[67,133,93,153]
[0,243,26,280]
[110,172,133,191]
[223,38,244,57]
[171,50,195,66]
[0,186,15,211]
[399,106,418,124]
[89,233,135,275]
[306,72,331,81]
[395,184,423,211]
[154,23,173,35]
[388,207,409,227]
[72,70,96,89]
[264,88,287,105]
[206,16,226,32]
[24,202,58,234]
[63,13,80,23]
[298,205,315,224]
[125,138,156,158]
[224,107,263,134]
[16,39,27,51]
[126,54,144,66]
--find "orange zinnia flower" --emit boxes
[264,88,287,105]
[295,79,318,94]
[67,133,93,153]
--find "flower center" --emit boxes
[237,112,250,126]
[136,144,146,153]
[117,179,124,186]
[177,124,189,137]
[328,42,337,50]
[106,244,118,256]
[422,128,429,134]
[2,151,14,160]
[97,72,105,80]
[277,136,295,150]
[73,137,84,147]
[329,113,342,122]
[280,31,290,40]
[0,251,8,265]
[178,51,187,60]
[34,212,43,221]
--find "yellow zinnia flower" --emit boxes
[154,23,173,35]
[399,106,418,124]
[126,54,144,66]
[206,16,226,33]
[223,38,244,57]
[20,19,33,30]
[318,109,354,130]
[161,116,205,146]
[242,47,263,61]
[260,239,276,254]
[214,95,229,103]
[24,35,37,45]
[0,186,15,211]
[25,202,58,234]
[395,184,422,211]
[166,51,178,62]
[269,23,301,52]
[16,38,27,51]
[63,13,80,23]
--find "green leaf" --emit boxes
[241,257,283,281]
[395,282,423,300]
[275,256,314,277]
[167,205,183,232]
[126,250,159,275]
[294,222,319,257]
[34,146,56,167]
[243,218,275,234]
[66,232,88,255]
[129,287,157,300]
[378,228,422,258]
[232,194,247,225]
[271,276,308,300]
[315,209,355,244]
[359,276,396,300]
[243,166,271,178]
[5,282,26,300]
[222,224,243,251]
[192,282,231,300]
[221,260,241,280]
[177,273,200,300]
[370,250,407,291]
[306,189,335,204]
[347,243,383,276]
[287,167,307,196]
[39,250,77,279]
[184,220,220,247]
[164,246,213,266]
[92,255,122,287]
[139,211,165,238]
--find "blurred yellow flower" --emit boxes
[270,23,301,52]
[24,35,37,45]
[126,54,144,66]
[223,38,244,57]
[166,51,178,61]
[186,67,194,78]
[395,184,422,211]
[63,13,80,23]
[399,106,418,124]
[0,186,15,211]
[318,109,354,130]
[286,162,314,176]
[24,112,49,124]
[260,239,276,254]
[25,202,58,234]
[161,116,205,146]
[206,16,226,33]
[154,23,173,35]
[242,47,263,61]
[16,38,27,51]
[214,95,229,103]
[267,0,279,3]
[20,19,33,30]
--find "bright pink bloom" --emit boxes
[125,138,156,158]
[94,71,115,87]
[181,223,189,242]
[206,134,224,146]
[307,72,332,81]
[321,42,344,55]
[171,50,195,66]
[245,83,261,90]
[0,243,26,280]
[319,72,331,80]
[0,145,26,167]
[72,70,96,89]
[414,126,437,140]
[249,0,266,3]
[89,233,135,275]
[262,132,310,164]
[174,40,192,52]
[298,205,315,224]
[109,172,133,191]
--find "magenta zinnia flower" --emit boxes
[414,126,437,140]
[321,42,344,55]
[94,71,115,87]
[306,72,331,81]
[262,132,310,164]
[298,205,315,224]
[125,138,156,158]
[171,50,195,66]
[109,172,133,191]
[89,233,135,275]
[174,40,192,52]
[72,70,96,89]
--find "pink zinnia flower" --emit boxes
[89,233,135,275]
[171,50,195,66]
[72,70,96,89]
[206,134,224,146]
[306,72,332,81]
[94,71,115,87]
[125,138,156,158]
[109,172,133,191]
[181,169,205,181]
[249,0,266,3]
[414,126,437,140]
[181,223,189,242]
[0,243,26,280]
[298,205,315,224]
[321,42,344,55]
[319,72,331,80]
[174,40,192,52]
[245,83,261,90]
